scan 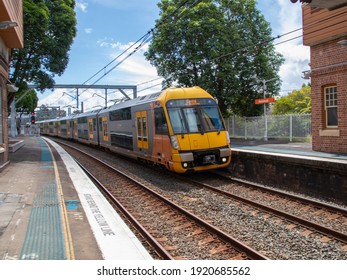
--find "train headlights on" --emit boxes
[170,136,180,150]
[221,157,228,163]
[182,162,189,168]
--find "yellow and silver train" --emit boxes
[38,86,231,173]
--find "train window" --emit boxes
[98,117,102,130]
[78,117,87,124]
[167,103,224,134]
[137,118,142,140]
[167,108,188,134]
[200,107,224,131]
[142,117,147,141]
[182,108,200,133]
[103,119,108,138]
[93,118,97,131]
[110,107,131,121]
[154,108,168,135]
[166,98,216,107]
[88,119,93,134]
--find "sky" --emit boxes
[37,0,310,113]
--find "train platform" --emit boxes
[0,136,152,260]
[228,139,347,205]
[229,139,347,162]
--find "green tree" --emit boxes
[145,0,284,116]
[273,84,311,115]
[8,0,77,109]
[16,90,38,114]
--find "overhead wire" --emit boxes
[81,0,202,87]
[47,0,202,108]
[48,5,346,108]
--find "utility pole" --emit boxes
[260,78,276,141]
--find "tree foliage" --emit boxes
[8,0,77,110]
[145,0,284,116]
[272,84,311,115]
[16,90,38,114]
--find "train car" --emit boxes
[48,119,58,136]
[73,109,102,145]
[38,86,231,173]
[38,119,49,135]
[85,109,102,146]
[57,115,72,139]
[98,86,230,173]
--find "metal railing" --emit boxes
[226,114,312,141]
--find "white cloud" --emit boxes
[94,39,159,86]
[277,0,303,33]
[38,89,78,112]
[39,0,311,113]
[38,88,135,114]
[97,38,125,49]
[76,1,88,13]
[84,28,92,34]
[273,0,311,94]
[118,55,157,77]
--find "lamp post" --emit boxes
[259,78,276,141]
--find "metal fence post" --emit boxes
[289,115,293,142]
[231,115,235,138]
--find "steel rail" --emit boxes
[215,172,347,216]
[59,141,268,260]
[183,176,347,244]
[74,159,174,260]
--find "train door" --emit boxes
[67,121,71,138]
[88,118,93,139]
[73,120,78,138]
[153,107,171,166]
[57,121,61,136]
[102,116,108,142]
[136,111,148,151]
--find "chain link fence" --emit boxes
[226,114,312,141]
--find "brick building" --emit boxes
[300,1,347,153]
[0,0,23,169]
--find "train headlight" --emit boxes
[222,157,227,163]
[182,162,188,168]
[170,136,180,150]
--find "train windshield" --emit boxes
[166,98,224,134]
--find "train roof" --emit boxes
[98,91,163,114]
[72,108,103,118]
[36,87,213,123]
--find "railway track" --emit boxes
[58,141,267,260]
[180,172,347,243]
[49,138,347,259]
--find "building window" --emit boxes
[324,86,338,128]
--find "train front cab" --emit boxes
[156,87,231,173]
